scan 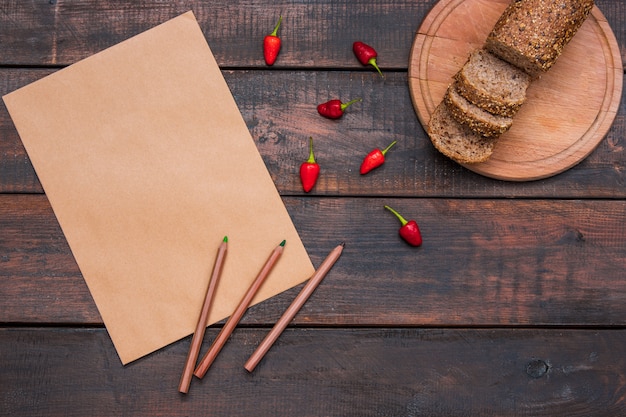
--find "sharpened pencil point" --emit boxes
[223,236,228,242]
[340,242,345,247]
[243,241,344,372]
[279,240,286,247]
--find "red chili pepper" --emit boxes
[353,41,383,77]
[264,16,283,66]
[384,205,422,247]
[300,137,320,192]
[317,98,361,119]
[360,141,397,175]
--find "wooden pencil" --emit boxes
[178,236,228,394]
[244,242,345,372]
[193,240,286,379]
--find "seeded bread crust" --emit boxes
[444,84,513,138]
[485,0,594,78]
[455,49,531,117]
[427,0,593,165]
[427,102,497,164]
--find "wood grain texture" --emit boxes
[0,0,427,68]
[0,0,622,68]
[2,194,624,326]
[0,1,624,415]
[2,69,625,196]
[408,0,623,181]
[1,328,624,416]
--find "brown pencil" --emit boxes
[193,239,286,379]
[244,242,345,372]
[178,236,228,393]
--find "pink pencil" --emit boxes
[244,242,345,372]
[178,236,228,393]
[194,240,286,379]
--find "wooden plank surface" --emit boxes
[0,0,427,68]
[2,69,625,196]
[0,0,624,415]
[1,328,625,416]
[2,194,624,326]
[0,0,623,68]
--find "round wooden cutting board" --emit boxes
[408,0,623,181]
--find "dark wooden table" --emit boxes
[1,1,624,415]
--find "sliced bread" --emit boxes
[444,84,513,138]
[485,0,594,78]
[427,101,497,164]
[455,48,531,117]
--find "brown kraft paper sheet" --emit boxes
[3,11,315,364]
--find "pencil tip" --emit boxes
[340,242,345,247]
[280,240,286,247]
[223,236,228,242]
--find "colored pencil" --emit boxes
[244,242,345,372]
[178,236,228,393]
[194,240,286,379]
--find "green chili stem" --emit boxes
[384,205,408,226]
[340,98,362,111]
[307,137,316,163]
[270,16,283,37]
[381,141,397,155]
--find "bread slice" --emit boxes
[455,48,530,117]
[427,101,497,164]
[485,0,594,78]
[444,84,512,138]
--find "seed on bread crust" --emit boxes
[444,85,513,138]
[485,0,594,78]
[427,102,498,164]
[454,49,530,117]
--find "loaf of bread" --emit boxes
[485,0,594,78]
[426,0,593,164]
[444,83,513,138]
[454,48,530,117]
[427,102,498,164]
